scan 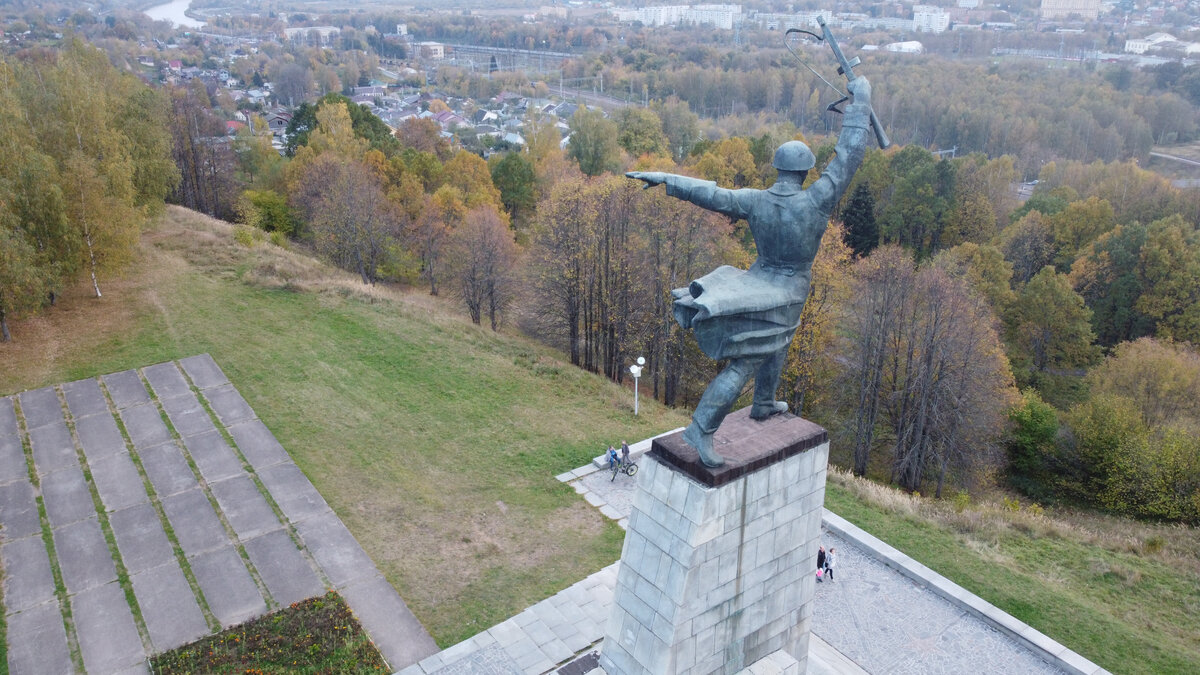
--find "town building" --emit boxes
[613,4,743,30]
[913,5,951,33]
[1039,0,1100,20]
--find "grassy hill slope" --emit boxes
[0,206,689,647]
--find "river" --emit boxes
[143,0,206,29]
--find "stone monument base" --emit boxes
[600,407,829,675]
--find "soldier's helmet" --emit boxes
[773,140,816,172]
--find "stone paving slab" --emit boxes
[160,394,216,438]
[109,503,176,575]
[17,387,62,430]
[162,488,229,557]
[204,384,256,427]
[1,535,57,614]
[0,396,16,435]
[243,529,325,607]
[42,466,95,528]
[0,421,27,485]
[63,379,109,420]
[340,574,439,670]
[181,429,244,483]
[27,420,78,475]
[179,354,229,390]
[6,600,73,675]
[131,561,210,652]
[138,442,197,497]
[227,420,291,471]
[210,474,280,541]
[73,581,146,675]
[142,362,192,401]
[120,404,172,450]
[75,413,129,462]
[89,452,150,512]
[54,516,118,595]
[190,545,267,627]
[295,510,376,588]
[257,461,331,522]
[102,370,150,410]
[0,479,42,540]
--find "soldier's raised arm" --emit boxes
[807,76,873,213]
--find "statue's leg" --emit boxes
[683,358,759,467]
[750,345,789,419]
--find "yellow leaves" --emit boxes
[444,150,503,212]
[309,102,369,159]
[783,222,852,411]
[692,137,758,188]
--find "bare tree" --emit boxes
[839,246,916,476]
[839,246,1016,494]
[448,206,521,330]
[168,82,236,218]
[293,155,397,284]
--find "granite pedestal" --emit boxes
[600,407,829,675]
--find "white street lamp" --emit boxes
[629,356,645,415]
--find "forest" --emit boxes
[2,25,1198,526]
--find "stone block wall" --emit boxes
[600,440,829,675]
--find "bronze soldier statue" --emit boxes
[627,76,874,467]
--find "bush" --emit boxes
[238,189,298,236]
[1063,394,1200,524]
[1007,389,1059,499]
[233,225,256,247]
[952,490,971,513]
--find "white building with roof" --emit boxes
[1124,32,1175,54]
[913,5,951,33]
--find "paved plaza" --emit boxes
[0,356,437,674]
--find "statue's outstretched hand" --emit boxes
[626,171,666,189]
[848,76,871,105]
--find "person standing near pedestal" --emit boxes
[627,77,874,468]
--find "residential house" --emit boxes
[265,111,292,137]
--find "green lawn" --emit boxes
[0,207,687,647]
[825,478,1200,675]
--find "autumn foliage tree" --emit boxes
[447,206,521,329]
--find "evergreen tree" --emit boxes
[842,182,878,258]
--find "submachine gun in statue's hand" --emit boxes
[785,17,890,149]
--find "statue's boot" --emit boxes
[684,357,759,468]
[750,401,788,419]
[683,423,724,468]
[750,345,789,420]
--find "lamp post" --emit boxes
[629,356,645,416]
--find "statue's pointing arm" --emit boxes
[808,77,874,212]
[625,171,753,221]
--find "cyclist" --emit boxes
[607,445,620,471]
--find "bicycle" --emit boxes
[610,458,638,481]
